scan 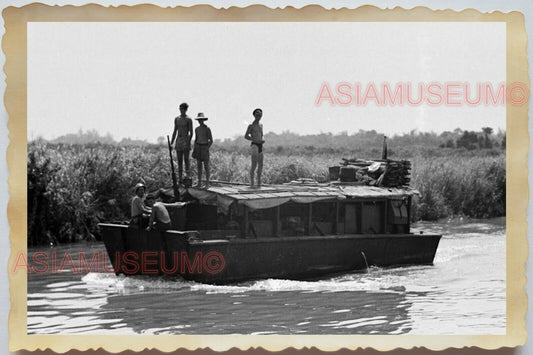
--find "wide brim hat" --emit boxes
[195,112,208,121]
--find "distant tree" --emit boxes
[52,128,116,145]
[482,127,493,136]
[481,127,494,149]
[119,137,149,146]
[104,133,114,144]
[439,131,454,141]
[453,128,463,136]
[445,139,455,148]
[157,136,165,146]
[456,131,478,150]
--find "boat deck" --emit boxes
[188,180,419,204]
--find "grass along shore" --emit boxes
[27,141,505,246]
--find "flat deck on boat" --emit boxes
[188,181,419,203]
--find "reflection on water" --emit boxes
[101,287,412,334]
[27,218,506,335]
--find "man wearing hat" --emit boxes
[192,113,213,188]
[244,108,265,187]
[170,102,193,182]
[130,182,152,228]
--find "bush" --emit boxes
[410,154,505,220]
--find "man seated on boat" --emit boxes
[226,219,240,230]
[130,183,152,228]
[145,191,190,232]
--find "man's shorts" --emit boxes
[192,143,210,162]
[175,136,191,152]
[251,142,263,154]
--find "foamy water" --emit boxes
[27,218,506,335]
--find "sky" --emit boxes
[28,21,506,142]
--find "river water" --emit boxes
[26,218,506,335]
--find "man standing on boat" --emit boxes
[170,102,193,183]
[244,108,264,188]
[192,113,213,188]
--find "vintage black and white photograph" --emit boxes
[9,4,527,349]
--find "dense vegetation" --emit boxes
[28,129,505,246]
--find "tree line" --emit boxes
[47,127,505,157]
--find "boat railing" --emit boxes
[194,229,241,240]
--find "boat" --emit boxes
[100,163,442,284]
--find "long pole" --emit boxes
[381,135,388,160]
[167,135,180,201]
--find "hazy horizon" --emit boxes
[29,125,506,145]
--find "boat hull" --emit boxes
[100,224,441,284]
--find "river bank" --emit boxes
[27,141,505,246]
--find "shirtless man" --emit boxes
[144,193,172,231]
[170,102,193,182]
[244,108,265,188]
[191,113,213,188]
[145,192,189,231]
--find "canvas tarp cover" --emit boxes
[240,195,342,211]
[188,188,343,212]
[339,185,420,199]
[188,184,418,213]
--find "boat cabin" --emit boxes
[169,182,417,239]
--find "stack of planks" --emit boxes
[339,158,411,187]
[381,160,411,187]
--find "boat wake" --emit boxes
[189,266,415,294]
[80,267,410,295]
[189,274,406,294]
[81,272,192,292]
